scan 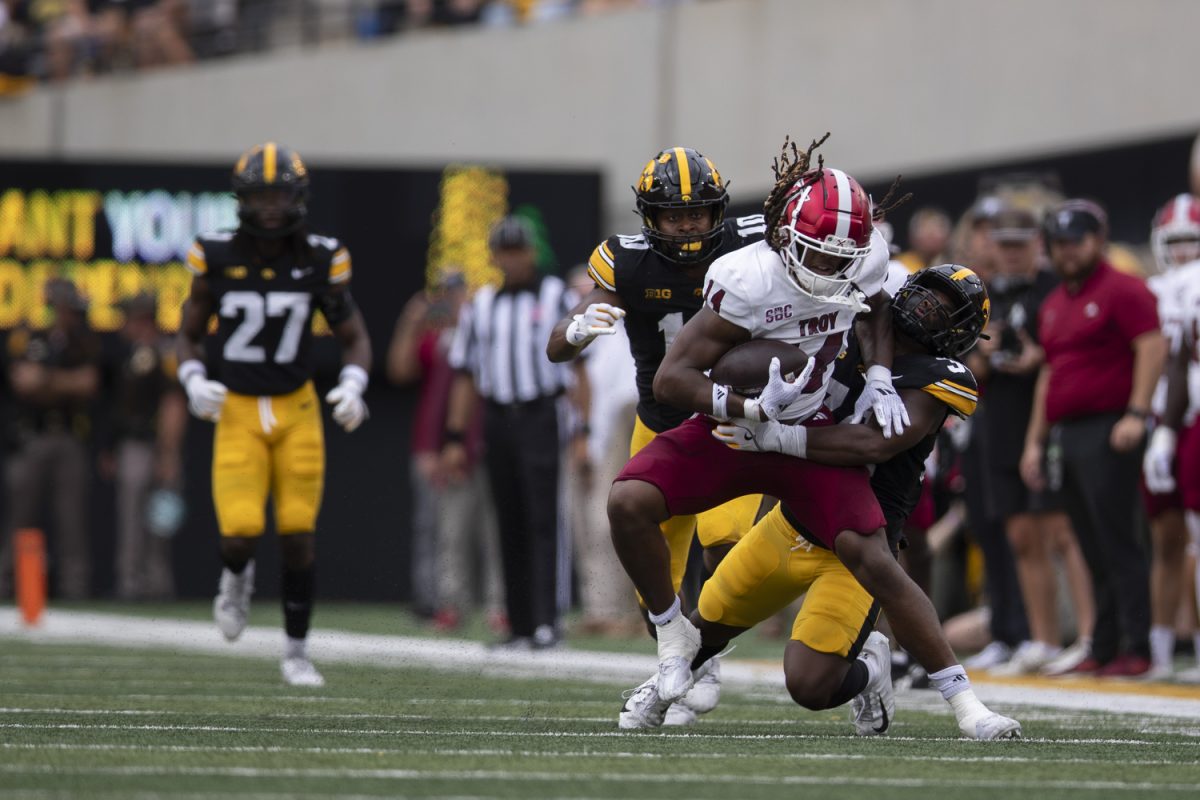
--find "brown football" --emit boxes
[710,339,811,398]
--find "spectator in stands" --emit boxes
[895,207,951,275]
[0,279,101,600]
[442,216,586,650]
[1021,199,1166,677]
[102,293,186,600]
[967,206,1094,676]
[388,270,503,631]
[126,0,192,69]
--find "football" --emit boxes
[710,339,811,397]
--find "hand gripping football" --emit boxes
[710,339,811,398]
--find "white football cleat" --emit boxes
[851,632,895,736]
[956,699,1022,740]
[662,703,698,726]
[281,656,325,688]
[679,656,722,715]
[964,640,1012,671]
[655,614,701,702]
[618,674,671,730]
[213,560,255,642]
[990,640,1062,677]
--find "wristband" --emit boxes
[711,383,731,421]
[339,364,369,392]
[565,317,592,347]
[780,423,809,458]
[1125,407,1149,420]
[742,397,764,422]
[864,364,892,385]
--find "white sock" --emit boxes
[929,664,971,701]
[948,687,987,719]
[648,596,681,626]
[285,636,307,660]
[1150,625,1175,670]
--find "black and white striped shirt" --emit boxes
[448,275,577,404]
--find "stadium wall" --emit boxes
[1,0,1199,232]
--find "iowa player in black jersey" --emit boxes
[661,265,1020,740]
[547,147,766,711]
[176,143,372,687]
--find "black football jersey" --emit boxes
[185,232,352,396]
[826,337,979,547]
[585,215,766,432]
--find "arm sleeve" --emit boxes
[586,240,618,292]
[185,240,207,276]
[328,246,352,285]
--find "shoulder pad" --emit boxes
[587,234,648,292]
[306,233,343,254]
[729,214,767,244]
[893,354,979,418]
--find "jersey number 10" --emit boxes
[220,291,311,364]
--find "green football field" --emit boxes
[2,607,1200,799]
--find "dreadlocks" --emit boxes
[763,133,829,252]
[872,175,913,221]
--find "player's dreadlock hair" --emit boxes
[762,133,913,253]
[763,133,829,253]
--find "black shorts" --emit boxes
[989,465,1062,517]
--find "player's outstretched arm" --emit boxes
[714,387,942,466]
[653,306,755,419]
[851,292,909,437]
[546,285,625,362]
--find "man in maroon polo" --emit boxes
[1020,199,1167,677]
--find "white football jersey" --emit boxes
[1168,259,1200,424]
[702,229,890,422]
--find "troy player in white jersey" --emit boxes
[608,137,920,708]
[1142,193,1200,682]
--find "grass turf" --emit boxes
[2,631,1200,798]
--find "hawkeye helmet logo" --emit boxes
[224,266,248,279]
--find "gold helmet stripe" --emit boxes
[673,147,692,200]
[263,142,278,184]
[949,267,975,281]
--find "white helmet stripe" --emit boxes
[830,168,852,240]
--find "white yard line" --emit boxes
[3,608,1200,720]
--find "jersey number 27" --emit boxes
[221,291,311,364]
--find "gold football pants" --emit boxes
[630,414,763,594]
[698,503,878,657]
[212,382,324,537]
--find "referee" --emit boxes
[442,216,587,650]
[1020,200,1166,677]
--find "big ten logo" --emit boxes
[645,288,672,300]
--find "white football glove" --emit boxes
[325,365,369,433]
[712,418,808,458]
[565,303,626,346]
[1143,426,1178,494]
[850,365,911,438]
[742,357,816,422]
[178,359,227,422]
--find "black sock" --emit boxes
[282,565,314,640]
[691,644,723,672]
[827,659,869,708]
[222,556,250,574]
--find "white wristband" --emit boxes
[779,424,809,458]
[339,364,369,392]
[865,365,892,385]
[742,397,764,422]
[711,383,731,420]
[177,359,206,386]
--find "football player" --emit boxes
[1141,193,1200,681]
[665,265,1019,739]
[547,146,770,706]
[607,139,911,705]
[177,143,372,687]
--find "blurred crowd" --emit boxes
[0,0,687,92]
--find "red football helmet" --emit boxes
[1151,193,1200,271]
[774,167,874,299]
